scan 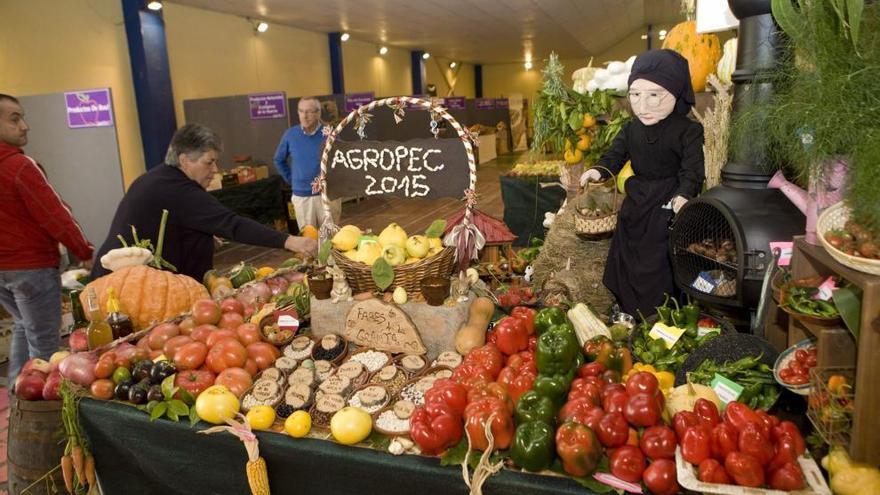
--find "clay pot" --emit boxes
[420,276,450,306]
[309,275,333,300]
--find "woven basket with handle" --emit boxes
[316,96,478,294]
[574,165,621,235]
[817,201,880,275]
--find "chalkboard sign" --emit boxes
[325,137,470,200]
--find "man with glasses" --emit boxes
[579,49,705,316]
[274,97,341,231]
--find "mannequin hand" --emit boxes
[285,235,318,257]
[579,168,602,186]
[672,195,688,214]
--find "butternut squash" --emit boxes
[455,297,495,355]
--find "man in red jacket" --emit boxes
[0,94,94,385]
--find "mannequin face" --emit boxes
[628,79,676,126]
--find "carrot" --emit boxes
[61,455,75,494]
[71,444,85,485]
[85,453,96,487]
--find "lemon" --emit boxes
[284,410,312,438]
[246,405,276,430]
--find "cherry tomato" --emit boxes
[779,368,794,382]
[795,349,808,364]
[789,374,809,385]
[806,354,817,367]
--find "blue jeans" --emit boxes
[0,268,62,383]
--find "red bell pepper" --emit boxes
[623,393,662,427]
[710,422,738,462]
[724,451,765,488]
[467,381,513,413]
[410,402,463,455]
[498,352,537,404]
[555,422,602,477]
[505,350,536,371]
[493,316,529,356]
[603,390,629,415]
[578,361,606,378]
[567,377,603,406]
[424,378,468,417]
[609,445,646,483]
[673,410,700,440]
[596,411,629,448]
[681,426,712,465]
[694,398,721,428]
[511,306,537,335]
[769,462,805,491]
[558,400,604,430]
[698,458,732,484]
[462,343,504,379]
[451,363,491,393]
[640,425,677,460]
[643,459,679,495]
[771,420,806,456]
[723,401,761,432]
[602,383,626,399]
[738,422,774,464]
[463,396,514,451]
[754,409,777,436]
[528,335,538,353]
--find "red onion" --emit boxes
[237,281,272,306]
[59,352,98,386]
[266,276,289,296]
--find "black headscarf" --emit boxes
[627,49,695,115]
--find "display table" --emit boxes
[500,175,566,247]
[80,399,593,495]
[209,175,289,226]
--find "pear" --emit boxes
[378,223,408,249]
[357,242,383,265]
[382,245,406,266]
[428,246,444,257]
[405,235,430,258]
[427,237,443,250]
[343,249,359,260]
[332,226,361,251]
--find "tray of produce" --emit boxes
[774,339,817,395]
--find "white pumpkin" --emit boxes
[717,38,738,86]
[665,381,722,417]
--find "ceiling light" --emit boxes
[641,34,648,40]
[340,32,350,41]
[659,29,668,36]
[449,62,457,69]
[146,1,162,10]
[524,61,533,70]
[422,52,431,60]
[256,21,269,33]
[378,46,388,55]
[659,34,666,40]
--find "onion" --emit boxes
[236,281,272,306]
[59,352,98,386]
[251,281,272,302]
[282,271,306,283]
[266,276,289,296]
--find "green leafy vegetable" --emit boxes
[371,258,394,291]
[425,219,447,239]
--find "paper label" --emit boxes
[648,323,686,349]
[769,241,794,266]
[814,276,836,301]
[692,272,717,294]
[711,373,744,407]
[274,310,300,332]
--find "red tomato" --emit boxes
[710,422,739,461]
[90,379,115,400]
[246,342,281,370]
[236,323,262,346]
[175,369,216,397]
[173,342,209,370]
[219,298,244,316]
[609,445,646,483]
[698,458,731,484]
[789,374,809,385]
[769,462,805,491]
[805,354,817,367]
[779,367,794,381]
[463,344,504,379]
[243,358,258,377]
[94,356,116,379]
[214,367,253,398]
[206,338,248,374]
[178,317,196,336]
[206,329,238,348]
[724,451,765,487]
[163,335,193,358]
[217,311,244,330]
[643,459,679,495]
[739,422,774,464]
[148,323,180,351]
[191,299,221,325]
[681,426,712,465]
[795,349,808,364]
[191,324,218,343]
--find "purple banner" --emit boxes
[65,89,114,129]
[475,98,495,110]
[248,92,287,120]
[344,92,375,112]
[444,96,466,110]
[495,98,509,109]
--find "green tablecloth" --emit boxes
[500,176,566,247]
[209,175,289,226]
[79,399,593,495]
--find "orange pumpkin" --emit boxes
[81,265,209,330]
[662,20,722,93]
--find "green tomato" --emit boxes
[111,366,132,385]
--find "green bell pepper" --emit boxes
[536,327,579,375]
[533,307,568,335]
[532,370,575,405]
[510,421,556,472]
[515,391,558,426]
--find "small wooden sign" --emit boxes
[344,299,427,354]
[325,138,470,201]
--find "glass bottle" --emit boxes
[85,288,113,350]
[105,287,133,339]
[68,289,88,331]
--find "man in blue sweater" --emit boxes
[273,97,341,230]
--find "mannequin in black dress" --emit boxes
[580,49,705,316]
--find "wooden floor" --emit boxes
[213,152,525,272]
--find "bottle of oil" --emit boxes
[105,287,133,339]
[85,287,113,350]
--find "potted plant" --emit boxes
[308,240,334,299]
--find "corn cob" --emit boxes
[246,457,270,495]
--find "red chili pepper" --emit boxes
[463,396,514,451]
[603,390,629,415]
[738,422,774,464]
[558,399,605,430]
[410,402,463,455]
[596,411,630,448]
[511,306,537,335]
[723,401,762,432]
[673,410,700,440]
[639,425,677,460]
[642,459,679,495]
[698,458,732,484]
[724,451,765,488]
[567,378,603,406]
[424,378,468,417]
[769,462,805,491]
[681,426,712,465]
[609,445,646,483]
[771,421,806,457]
[555,422,602,477]
[623,393,662,427]
[694,398,721,428]
[578,361,606,378]
[710,421,739,462]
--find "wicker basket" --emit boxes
[817,201,880,275]
[317,96,478,291]
[331,247,455,294]
[574,166,621,235]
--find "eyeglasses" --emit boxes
[628,91,669,109]
[298,109,319,114]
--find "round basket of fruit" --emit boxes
[818,201,880,275]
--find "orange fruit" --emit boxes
[300,225,319,240]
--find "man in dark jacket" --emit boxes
[0,94,94,383]
[91,124,316,282]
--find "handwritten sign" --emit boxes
[325,138,470,200]
[344,299,426,354]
